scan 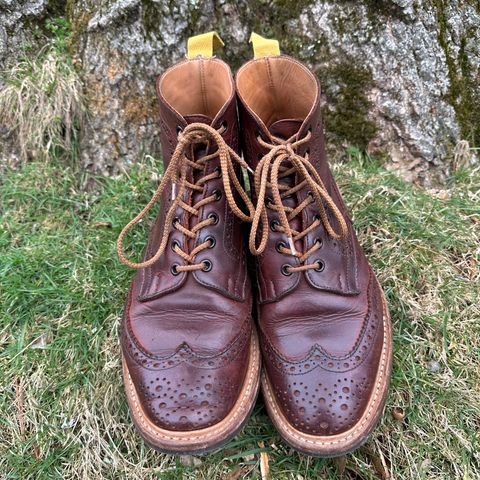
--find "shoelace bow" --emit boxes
[249,130,348,273]
[117,123,254,270]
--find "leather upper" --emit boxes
[236,55,386,436]
[121,58,253,432]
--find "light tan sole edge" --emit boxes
[262,292,393,457]
[123,330,261,454]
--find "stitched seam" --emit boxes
[199,60,208,115]
[265,57,274,89]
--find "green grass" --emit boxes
[1,154,479,479]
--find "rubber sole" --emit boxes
[122,330,261,455]
[262,291,393,458]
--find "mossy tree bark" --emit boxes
[1,0,479,183]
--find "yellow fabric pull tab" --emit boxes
[187,31,224,59]
[249,32,280,59]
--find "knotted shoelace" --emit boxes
[249,131,348,274]
[117,123,254,270]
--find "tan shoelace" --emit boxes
[117,123,254,270]
[249,131,348,274]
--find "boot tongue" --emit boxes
[268,118,304,140]
[268,119,304,253]
[182,113,214,240]
[184,114,213,125]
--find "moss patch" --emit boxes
[65,1,94,56]
[320,61,378,149]
[142,0,165,38]
[434,0,480,147]
[362,0,409,20]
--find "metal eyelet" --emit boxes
[202,259,213,272]
[315,238,323,248]
[221,120,228,130]
[171,264,180,275]
[208,212,219,225]
[314,214,321,222]
[212,190,222,201]
[172,216,180,227]
[281,264,292,276]
[176,126,183,137]
[276,241,286,253]
[214,166,222,178]
[266,196,273,208]
[171,240,180,252]
[307,190,313,199]
[205,236,216,248]
[270,219,279,232]
[314,259,325,272]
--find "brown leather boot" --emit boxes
[236,35,392,457]
[116,34,261,454]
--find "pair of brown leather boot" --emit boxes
[117,32,392,458]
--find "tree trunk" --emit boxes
[2,1,479,184]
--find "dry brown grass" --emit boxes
[0,47,84,161]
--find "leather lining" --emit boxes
[159,59,233,118]
[236,57,317,126]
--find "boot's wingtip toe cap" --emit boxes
[124,356,248,433]
[266,364,377,437]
